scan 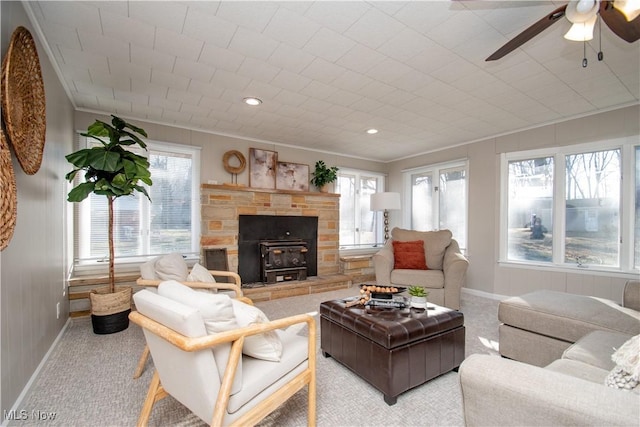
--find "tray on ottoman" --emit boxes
[320,299,465,405]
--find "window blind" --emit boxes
[71,135,201,275]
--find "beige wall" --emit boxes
[388,105,640,301]
[1,2,75,415]
[77,106,639,303]
[75,111,386,192]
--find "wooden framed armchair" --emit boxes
[133,269,250,379]
[130,286,317,426]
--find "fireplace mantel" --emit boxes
[202,183,340,198]
[200,184,340,282]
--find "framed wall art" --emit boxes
[249,148,277,189]
[276,162,309,192]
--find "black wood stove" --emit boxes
[260,239,308,284]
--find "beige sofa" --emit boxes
[459,330,639,426]
[459,280,640,426]
[373,228,468,310]
[498,280,640,367]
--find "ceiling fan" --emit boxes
[486,0,640,61]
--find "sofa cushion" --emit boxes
[562,330,632,371]
[392,240,427,270]
[227,329,309,414]
[390,269,444,289]
[391,228,452,270]
[498,290,640,343]
[545,359,610,385]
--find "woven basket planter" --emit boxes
[89,286,132,334]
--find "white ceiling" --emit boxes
[25,1,640,162]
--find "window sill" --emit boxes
[339,247,380,256]
[497,260,639,279]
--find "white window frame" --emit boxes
[402,159,468,252]
[70,135,201,276]
[499,137,638,275]
[337,168,386,252]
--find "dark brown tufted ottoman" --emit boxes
[320,299,465,405]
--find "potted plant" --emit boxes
[310,160,339,192]
[408,286,429,309]
[65,115,152,334]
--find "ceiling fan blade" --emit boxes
[486,5,567,61]
[600,0,640,43]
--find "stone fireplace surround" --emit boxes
[200,184,340,285]
[67,185,373,314]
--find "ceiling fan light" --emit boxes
[613,0,640,21]
[564,15,597,41]
[566,0,600,22]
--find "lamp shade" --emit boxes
[370,192,401,211]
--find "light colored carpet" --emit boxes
[9,287,500,427]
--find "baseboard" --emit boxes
[461,287,508,301]
[2,318,71,427]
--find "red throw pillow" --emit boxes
[392,240,428,270]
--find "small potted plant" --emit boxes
[65,115,152,334]
[310,160,339,192]
[408,286,429,309]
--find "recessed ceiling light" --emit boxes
[366,128,378,134]
[243,97,262,106]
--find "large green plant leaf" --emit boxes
[123,121,147,137]
[89,149,122,172]
[134,185,151,201]
[66,116,151,202]
[65,148,95,168]
[67,182,96,202]
[85,121,109,137]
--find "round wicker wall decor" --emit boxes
[0,129,17,251]
[1,26,46,175]
[223,150,246,175]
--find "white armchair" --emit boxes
[133,268,249,379]
[130,284,317,426]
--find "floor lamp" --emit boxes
[370,192,401,243]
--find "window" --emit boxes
[404,160,468,250]
[507,156,554,262]
[336,169,385,249]
[72,137,201,274]
[502,140,638,273]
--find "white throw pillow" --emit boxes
[139,257,159,280]
[187,263,216,284]
[158,280,242,394]
[605,334,640,390]
[158,280,237,333]
[231,299,283,362]
[155,253,189,281]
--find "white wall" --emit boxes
[388,105,640,302]
[0,2,75,416]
